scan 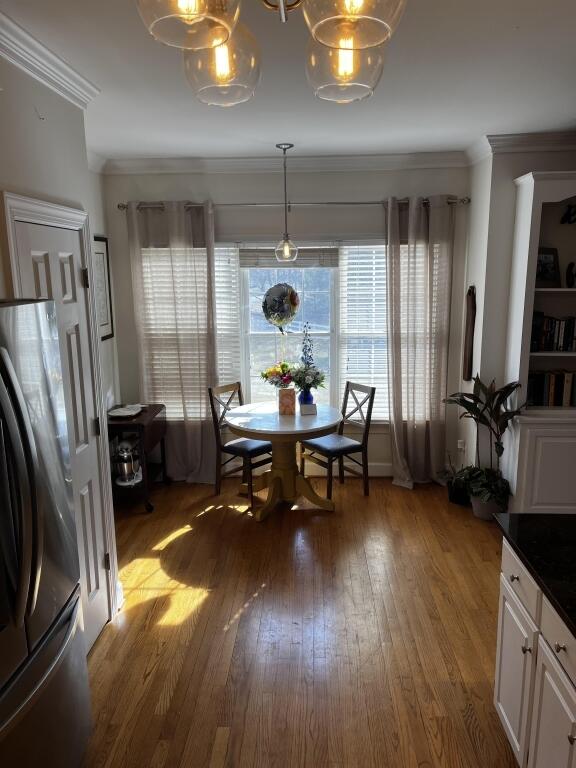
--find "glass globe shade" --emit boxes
[136,0,241,50]
[306,37,385,103]
[303,0,406,50]
[275,238,298,263]
[184,24,261,107]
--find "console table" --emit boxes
[108,404,168,513]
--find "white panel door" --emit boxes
[528,637,576,768]
[12,221,109,650]
[495,575,539,767]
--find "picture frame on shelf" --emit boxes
[93,235,114,340]
[536,247,561,289]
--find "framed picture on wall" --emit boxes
[536,247,561,288]
[93,236,114,340]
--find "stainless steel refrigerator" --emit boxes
[0,300,91,766]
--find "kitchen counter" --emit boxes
[494,513,576,637]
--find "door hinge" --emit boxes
[94,416,101,437]
[104,552,111,571]
[81,267,90,289]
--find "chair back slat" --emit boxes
[339,381,376,447]
[208,381,243,449]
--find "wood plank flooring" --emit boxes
[84,480,516,768]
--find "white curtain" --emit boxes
[127,201,217,483]
[386,196,455,488]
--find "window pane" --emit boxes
[246,267,332,404]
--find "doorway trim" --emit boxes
[0,191,119,623]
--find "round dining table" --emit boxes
[225,401,343,521]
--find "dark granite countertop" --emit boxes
[494,513,576,637]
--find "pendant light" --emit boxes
[303,0,407,50]
[136,0,241,50]
[306,37,385,103]
[275,144,298,263]
[184,24,261,107]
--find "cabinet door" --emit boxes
[528,637,576,768]
[495,575,539,767]
[12,221,110,650]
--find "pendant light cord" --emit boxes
[283,147,289,240]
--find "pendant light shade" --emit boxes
[275,238,298,263]
[136,0,241,50]
[306,37,385,103]
[275,144,298,263]
[184,24,261,107]
[303,0,406,50]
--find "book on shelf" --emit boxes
[527,370,576,407]
[531,311,576,352]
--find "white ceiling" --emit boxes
[1,0,575,160]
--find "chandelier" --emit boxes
[136,0,407,106]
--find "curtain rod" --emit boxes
[117,197,471,212]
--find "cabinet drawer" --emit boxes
[501,539,542,624]
[541,597,576,689]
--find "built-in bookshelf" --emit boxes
[504,171,576,514]
[525,192,576,409]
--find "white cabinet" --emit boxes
[528,637,576,768]
[508,416,576,514]
[495,540,576,767]
[504,171,576,514]
[495,575,539,767]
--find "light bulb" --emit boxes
[177,0,200,15]
[337,38,355,79]
[344,0,364,13]
[214,43,232,82]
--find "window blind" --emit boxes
[214,245,242,386]
[239,247,339,268]
[140,247,212,420]
[339,244,389,420]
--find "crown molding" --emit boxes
[0,11,100,109]
[487,131,576,155]
[102,150,469,176]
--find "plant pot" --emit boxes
[470,496,500,521]
[298,388,314,406]
[447,479,471,507]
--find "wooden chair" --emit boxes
[300,382,376,499]
[208,382,272,509]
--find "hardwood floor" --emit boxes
[85,480,516,768]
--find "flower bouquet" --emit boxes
[260,362,293,389]
[291,323,325,407]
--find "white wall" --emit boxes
[102,161,470,472]
[0,58,119,404]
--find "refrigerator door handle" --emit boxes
[0,591,81,740]
[0,372,33,628]
[0,421,19,592]
[0,348,43,616]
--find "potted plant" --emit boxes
[440,458,473,507]
[444,377,523,520]
[291,322,326,406]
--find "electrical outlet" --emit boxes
[457,439,466,452]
